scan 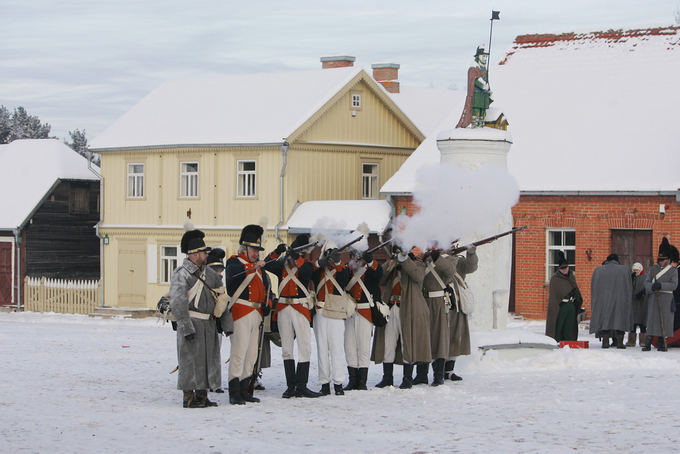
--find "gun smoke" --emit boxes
[392,162,519,250]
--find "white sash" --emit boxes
[227,257,259,310]
[345,267,374,307]
[278,262,311,300]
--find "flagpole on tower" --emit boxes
[487,10,500,83]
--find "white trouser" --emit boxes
[344,313,373,368]
[228,310,261,381]
[278,305,311,362]
[383,305,402,363]
[313,309,346,385]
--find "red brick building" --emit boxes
[382,26,680,321]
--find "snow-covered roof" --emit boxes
[0,139,99,230]
[285,200,392,234]
[90,67,365,150]
[383,25,680,194]
[388,86,466,136]
[496,26,680,192]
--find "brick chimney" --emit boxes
[372,63,400,93]
[320,56,356,69]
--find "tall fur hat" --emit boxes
[291,233,312,251]
[240,224,264,251]
[207,248,226,269]
[181,229,210,254]
[658,237,672,260]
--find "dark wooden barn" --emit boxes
[0,139,100,307]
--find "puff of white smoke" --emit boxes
[393,162,519,250]
[310,217,369,252]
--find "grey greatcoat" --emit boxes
[399,256,432,364]
[589,259,633,335]
[631,272,648,327]
[444,249,478,357]
[169,259,222,391]
[644,264,678,338]
[371,259,403,365]
[423,255,456,359]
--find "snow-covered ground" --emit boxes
[2,312,679,453]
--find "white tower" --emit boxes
[436,127,513,331]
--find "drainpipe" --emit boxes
[13,228,20,311]
[275,141,289,242]
[87,152,104,307]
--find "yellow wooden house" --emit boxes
[90,60,427,308]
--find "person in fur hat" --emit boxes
[224,224,277,404]
[265,233,320,398]
[169,227,222,408]
[642,238,678,351]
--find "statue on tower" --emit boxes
[456,44,493,129]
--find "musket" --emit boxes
[335,234,364,253]
[230,241,318,279]
[449,226,527,255]
[249,277,271,396]
[365,238,393,255]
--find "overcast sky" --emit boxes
[1,0,677,141]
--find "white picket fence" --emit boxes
[24,277,100,314]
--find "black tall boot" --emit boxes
[195,389,218,407]
[615,332,626,349]
[240,376,260,403]
[601,333,610,349]
[295,362,321,398]
[356,367,368,390]
[334,383,345,395]
[282,359,296,398]
[413,362,429,385]
[431,358,445,386]
[642,335,652,351]
[399,363,413,389]
[183,390,206,408]
[344,367,358,391]
[658,336,668,352]
[228,378,245,405]
[375,363,394,388]
[446,360,462,381]
[319,383,331,396]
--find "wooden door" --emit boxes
[611,230,653,272]
[117,241,147,308]
[0,242,13,305]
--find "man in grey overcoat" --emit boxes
[169,228,222,408]
[642,238,679,352]
[397,248,432,389]
[422,248,456,386]
[589,253,633,349]
[444,245,478,380]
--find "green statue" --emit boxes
[456,44,493,128]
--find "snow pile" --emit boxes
[3,312,680,453]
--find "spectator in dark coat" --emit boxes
[546,251,583,342]
[589,254,633,349]
[626,262,647,347]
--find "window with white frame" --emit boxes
[546,229,576,280]
[237,160,256,198]
[127,163,144,198]
[362,163,378,199]
[160,246,180,284]
[351,93,361,109]
[180,162,199,198]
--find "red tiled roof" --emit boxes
[499,25,680,65]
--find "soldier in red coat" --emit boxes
[266,234,321,398]
[224,224,275,405]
